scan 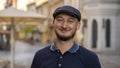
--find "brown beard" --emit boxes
[55,29,76,41]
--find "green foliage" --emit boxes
[24,25,36,33]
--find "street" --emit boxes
[0,40,120,68]
[14,40,45,68]
[98,52,120,68]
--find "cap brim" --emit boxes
[53,10,78,19]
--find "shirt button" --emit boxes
[58,63,62,67]
[60,56,63,59]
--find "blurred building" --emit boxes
[83,0,120,52]
[24,0,120,52]
[5,0,17,8]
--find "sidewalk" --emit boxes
[0,40,120,68]
[97,51,120,68]
[0,40,46,68]
[14,40,46,68]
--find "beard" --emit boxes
[55,29,76,41]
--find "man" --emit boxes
[31,5,101,68]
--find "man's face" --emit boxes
[53,13,80,41]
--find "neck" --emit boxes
[55,39,74,54]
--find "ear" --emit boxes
[53,19,55,24]
[53,19,54,22]
[52,19,55,27]
[77,22,80,30]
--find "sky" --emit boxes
[17,0,29,10]
[0,0,34,10]
[0,0,7,10]
[0,0,47,11]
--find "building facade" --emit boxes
[83,0,120,52]
[27,0,120,52]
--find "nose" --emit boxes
[62,21,68,28]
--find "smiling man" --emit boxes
[31,5,101,68]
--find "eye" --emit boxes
[68,19,74,24]
[55,18,64,23]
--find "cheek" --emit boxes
[70,24,79,32]
[54,23,62,29]
[53,24,60,31]
[70,24,77,29]
[71,23,80,30]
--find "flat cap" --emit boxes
[53,5,81,22]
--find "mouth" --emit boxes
[59,29,70,33]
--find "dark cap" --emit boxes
[53,5,81,22]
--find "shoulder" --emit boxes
[34,45,51,59]
[78,46,101,68]
[31,46,51,68]
[35,46,50,56]
[79,46,98,58]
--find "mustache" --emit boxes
[59,27,71,31]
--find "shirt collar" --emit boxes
[50,41,79,53]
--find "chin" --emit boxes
[56,33,75,41]
[55,29,76,41]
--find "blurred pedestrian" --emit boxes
[33,31,41,45]
[0,34,4,49]
[31,5,101,68]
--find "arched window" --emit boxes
[105,19,111,47]
[92,19,98,48]
[82,19,87,34]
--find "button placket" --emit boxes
[57,50,63,67]
[58,63,62,67]
[60,56,63,59]
[58,55,63,67]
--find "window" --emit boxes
[92,19,98,48]
[105,19,111,47]
[82,19,87,34]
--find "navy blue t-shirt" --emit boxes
[31,42,101,68]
